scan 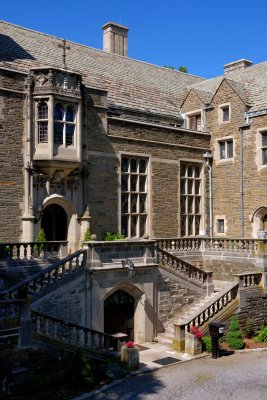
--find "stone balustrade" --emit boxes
[155,237,260,255]
[0,241,68,261]
[156,247,213,293]
[0,249,87,300]
[32,311,115,353]
[173,282,240,351]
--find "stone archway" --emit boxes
[104,290,135,340]
[251,206,267,237]
[41,204,67,241]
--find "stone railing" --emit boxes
[155,237,261,255]
[156,247,213,291]
[156,238,202,253]
[32,311,115,353]
[202,238,257,253]
[173,282,239,351]
[0,241,68,261]
[235,272,262,288]
[0,249,87,300]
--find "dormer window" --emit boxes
[54,103,76,146]
[37,100,48,143]
[187,112,202,131]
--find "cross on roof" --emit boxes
[58,39,70,70]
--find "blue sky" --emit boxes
[1,0,267,78]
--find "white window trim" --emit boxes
[218,102,231,124]
[186,109,203,131]
[178,159,204,237]
[215,215,227,236]
[256,128,267,170]
[216,136,234,164]
[118,152,151,238]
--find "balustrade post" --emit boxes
[173,323,185,351]
[205,271,214,296]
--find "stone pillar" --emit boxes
[173,323,185,351]
[18,299,32,348]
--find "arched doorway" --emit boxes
[41,204,67,241]
[104,290,134,339]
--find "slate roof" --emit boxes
[0,20,204,118]
[187,62,267,112]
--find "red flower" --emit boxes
[190,326,203,339]
[125,341,135,348]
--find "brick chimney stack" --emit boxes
[102,22,129,57]
[224,59,253,74]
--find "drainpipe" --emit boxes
[203,152,213,237]
[239,123,250,238]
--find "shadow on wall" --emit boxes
[0,34,35,62]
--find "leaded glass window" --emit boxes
[262,133,267,165]
[180,163,202,236]
[37,100,48,143]
[121,156,148,238]
[54,102,76,146]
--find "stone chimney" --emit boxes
[102,22,129,57]
[223,59,253,74]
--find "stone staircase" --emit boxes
[155,280,237,346]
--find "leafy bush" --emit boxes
[34,228,47,251]
[66,348,94,388]
[103,232,126,241]
[226,315,244,350]
[245,318,253,339]
[201,335,212,352]
[254,326,267,343]
[81,227,91,246]
[190,326,203,339]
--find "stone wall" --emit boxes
[158,275,202,324]
[32,272,88,325]
[230,294,267,336]
[0,70,25,241]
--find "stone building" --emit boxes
[182,59,267,239]
[0,20,209,249]
[2,20,267,347]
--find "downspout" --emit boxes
[239,123,250,238]
[203,152,213,237]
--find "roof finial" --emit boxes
[58,39,70,70]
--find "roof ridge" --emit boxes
[0,19,205,80]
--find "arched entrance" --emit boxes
[104,290,134,339]
[41,204,67,241]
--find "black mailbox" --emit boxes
[209,322,225,359]
[209,322,225,338]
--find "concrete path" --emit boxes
[73,347,267,400]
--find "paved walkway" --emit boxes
[72,344,267,400]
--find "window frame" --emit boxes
[179,161,203,237]
[217,138,234,161]
[120,154,150,238]
[218,103,231,124]
[215,216,226,236]
[186,109,203,131]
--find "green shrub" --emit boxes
[254,326,267,343]
[81,228,91,246]
[201,335,212,353]
[103,232,126,241]
[245,318,253,339]
[34,228,47,251]
[226,315,244,350]
[66,348,94,388]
